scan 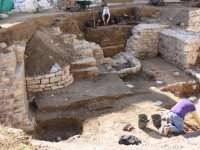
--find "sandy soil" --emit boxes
[1,1,200,150]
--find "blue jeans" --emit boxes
[168,112,184,132]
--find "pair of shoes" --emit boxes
[164,126,171,136]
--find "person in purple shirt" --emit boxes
[163,96,200,135]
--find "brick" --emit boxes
[50,76,61,83]
[45,73,55,78]
[26,80,40,85]
[57,80,67,85]
[27,89,38,93]
[25,77,34,81]
[12,89,23,97]
[34,75,45,80]
[27,85,39,89]
[64,78,74,87]
[63,65,70,72]
[38,85,45,88]
[56,71,64,76]
[37,88,43,92]
[41,78,49,84]
[44,87,51,91]
[61,73,70,80]
[51,86,60,90]
[46,83,56,88]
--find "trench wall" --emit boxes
[0,15,58,44]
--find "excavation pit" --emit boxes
[31,118,83,142]
[1,2,200,149]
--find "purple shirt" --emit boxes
[170,98,196,119]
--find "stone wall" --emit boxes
[0,43,35,132]
[158,29,200,69]
[26,66,74,93]
[125,24,169,60]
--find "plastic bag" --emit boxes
[50,63,61,73]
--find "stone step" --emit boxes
[72,42,90,50]
[70,57,97,68]
[71,48,93,58]
[34,73,132,113]
[70,66,99,79]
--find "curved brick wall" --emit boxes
[26,66,74,93]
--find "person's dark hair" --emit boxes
[104,14,109,19]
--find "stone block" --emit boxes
[61,72,70,80]
[45,73,55,78]
[26,79,40,85]
[27,85,39,89]
[44,87,51,91]
[41,78,49,85]
[12,89,23,97]
[50,76,61,83]
[51,86,60,90]
[25,77,34,81]
[28,89,38,93]
[63,65,70,72]
[46,83,56,88]
[38,85,45,88]
[56,71,65,76]
[34,75,45,80]
[37,89,43,92]
[64,78,74,87]
[10,110,26,123]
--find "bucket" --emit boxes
[138,114,150,129]
[151,114,162,128]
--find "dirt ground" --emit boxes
[1,0,200,150]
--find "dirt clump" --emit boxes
[0,125,36,150]
[25,29,69,77]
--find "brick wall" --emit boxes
[26,66,74,93]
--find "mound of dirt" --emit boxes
[25,30,69,77]
[0,125,36,150]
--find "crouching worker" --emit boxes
[97,6,114,26]
[160,96,200,136]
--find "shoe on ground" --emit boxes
[164,126,171,136]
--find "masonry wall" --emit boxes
[125,24,169,60]
[26,66,74,93]
[158,29,200,69]
[0,43,35,132]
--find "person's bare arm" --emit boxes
[191,111,200,125]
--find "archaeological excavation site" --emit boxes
[1,0,200,149]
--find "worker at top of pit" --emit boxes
[101,6,110,25]
[161,96,200,136]
[97,1,114,26]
